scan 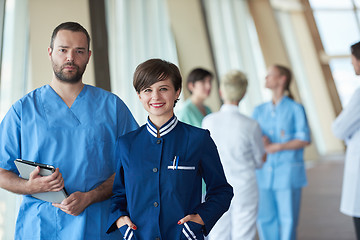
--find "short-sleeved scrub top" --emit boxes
[0,84,138,240]
[252,96,311,190]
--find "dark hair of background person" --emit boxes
[50,22,91,51]
[186,68,213,94]
[351,41,360,60]
[274,64,294,100]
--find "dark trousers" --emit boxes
[354,217,360,240]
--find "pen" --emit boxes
[175,156,179,170]
[172,156,176,170]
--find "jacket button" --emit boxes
[153,168,158,173]
[156,139,161,144]
[154,202,159,207]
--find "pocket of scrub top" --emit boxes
[180,221,204,240]
[118,225,136,240]
[280,131,294,142]
[87,124,113,143]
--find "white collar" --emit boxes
[220,104,239,111]
[146,116,178,138]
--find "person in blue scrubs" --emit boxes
[0,22,138,239]
[252,65,310,240]
[107,59,233,240]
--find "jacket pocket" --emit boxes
[180,221,204,240]
[119,225,136,240]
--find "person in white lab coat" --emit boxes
[203,70,265,240]
[332,41,360,240]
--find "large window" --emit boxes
[105,0,178,125]
[0,0,5,87]
[202,0,268,116]
[0,0,29,119]
[309,0,360,107]
[0,0,29,239]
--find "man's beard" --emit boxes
[53,62,86,84]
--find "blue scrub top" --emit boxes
[0,84,138,239]
[107,116,233,240]
[252,96,310,190]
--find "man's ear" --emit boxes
[47,47,53,59]
[87,50,92,63]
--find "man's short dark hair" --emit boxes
[351,41,360,60]
[50,22,91,50]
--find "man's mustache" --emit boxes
[61,63,79,70]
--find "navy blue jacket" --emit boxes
[107,116,233,239]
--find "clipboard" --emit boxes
[14,159,68,203]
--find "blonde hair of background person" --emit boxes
[220,70,248,102]
[203,70,265,240]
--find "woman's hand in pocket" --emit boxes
[116,216,137,230]
[178,214,204,225]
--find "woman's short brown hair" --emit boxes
[133,59,182,93]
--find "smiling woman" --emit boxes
[133,59,182,129]
[137,79,181,128]
[107,58,233,240]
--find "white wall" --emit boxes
[28,0,94,90]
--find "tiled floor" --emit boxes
[297,159,355,240]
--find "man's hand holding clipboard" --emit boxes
[14,159,68,203]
